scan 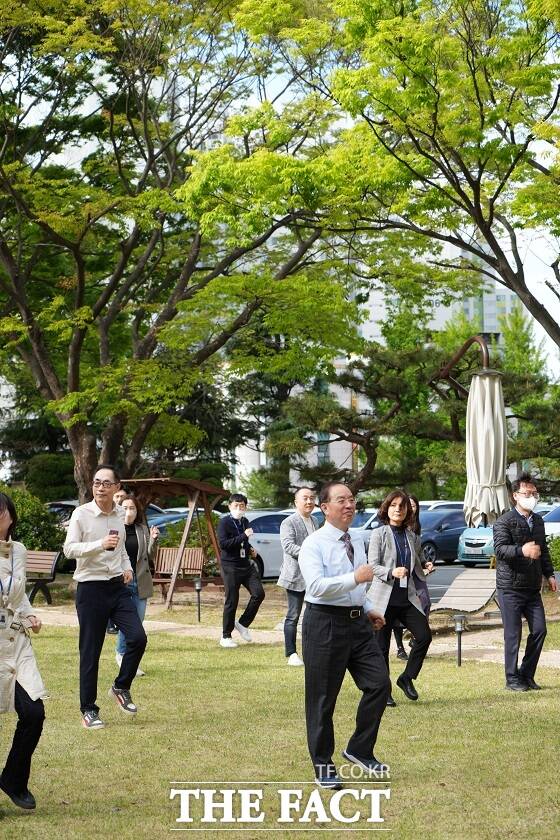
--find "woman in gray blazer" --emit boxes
[116,496,159,674]
[368,490,433,705]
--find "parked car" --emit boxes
[418,500,464,511]
[46,499,79,524]
[237,508,331,579]
[419,509,467,564]
[458,503,559,566]
[457,526,494,567]
[543,505,560,537]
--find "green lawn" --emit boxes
[0,627,558,839]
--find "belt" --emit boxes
[306,603,364,619]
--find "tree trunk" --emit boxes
[349,437,378,494]
[100,413,127,466]
[66,424,98,503]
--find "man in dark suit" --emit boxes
[493,472,557,691]
[217,493,265,648]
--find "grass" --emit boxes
[0,624,559,840]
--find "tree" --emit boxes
[0,1,360,498]
[268,297,478,494]
[241,0,560,348]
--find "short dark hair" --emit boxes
[511,472,536,493]
[120,494,146,525]
[0,492,17,540]
[229,493,248,505]
[295,486,315,498]
[319,482,350,505]
[377,489,413,528]
[94,464,121,483]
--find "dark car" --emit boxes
[420,509,467,564]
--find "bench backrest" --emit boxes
[153,546,205,577]
[25,550,59,578]
[430,569,497,615]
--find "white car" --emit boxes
[419,500,464,511]
[543,506,560,536]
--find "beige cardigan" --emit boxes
[0,541,47,712]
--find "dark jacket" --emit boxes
[217,515,251,566]
[493,508,554,590]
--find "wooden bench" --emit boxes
[25,550,61,605]
[152,546,206,603]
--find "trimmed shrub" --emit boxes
[0,483,65,551]
[547,536,560,571]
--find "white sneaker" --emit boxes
[219,637,238,648]
[136,667,145,677]
[235,620,252,642]
[115,652,123,667]
[287,653,304,666]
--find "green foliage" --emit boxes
[0,0,362,496]
[23,453,77,501]
[546,536,560,571]
[0,483,65,551]
[239,468,279,508]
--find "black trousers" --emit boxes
[1,682,45,795]
[284,589,305,657]
[302,605,389,777]
[378,602,432,681]
[496,588,547,682]
[76,577,147,713]
[221,562,265,637]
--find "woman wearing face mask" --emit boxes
[0,492,47,811]
[115,496,159,675]
[367,489,432,706]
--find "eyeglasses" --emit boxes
[516,491,539,500]
[93,480,117,488]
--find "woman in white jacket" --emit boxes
[0,492,47,811]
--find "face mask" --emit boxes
[124,510,137,525]
[230,510,245,520]
[516,495,537,512]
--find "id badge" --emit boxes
[0,608,8,629]
[239,547,246,559]
[399,576,407,588]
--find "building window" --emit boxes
[317,432,330,465]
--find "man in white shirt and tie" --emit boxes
[299,482,390,789]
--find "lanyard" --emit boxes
[0,544,14,603]
[393,530,410,569]
[230,515,245,534]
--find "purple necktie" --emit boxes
[340,532,354,566]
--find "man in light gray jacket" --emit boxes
[278,487,318,666]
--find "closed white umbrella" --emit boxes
[463,370,510,527]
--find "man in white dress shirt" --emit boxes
[299,482,390,789]
[64,465,147,729]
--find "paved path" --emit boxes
[32,606,560,668]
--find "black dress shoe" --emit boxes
[396,647,408,660]
[386,694,397,707]
[505,679,529,692]
[0,779,36,810]
[521,676,541,690]
[396,674,419,701]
